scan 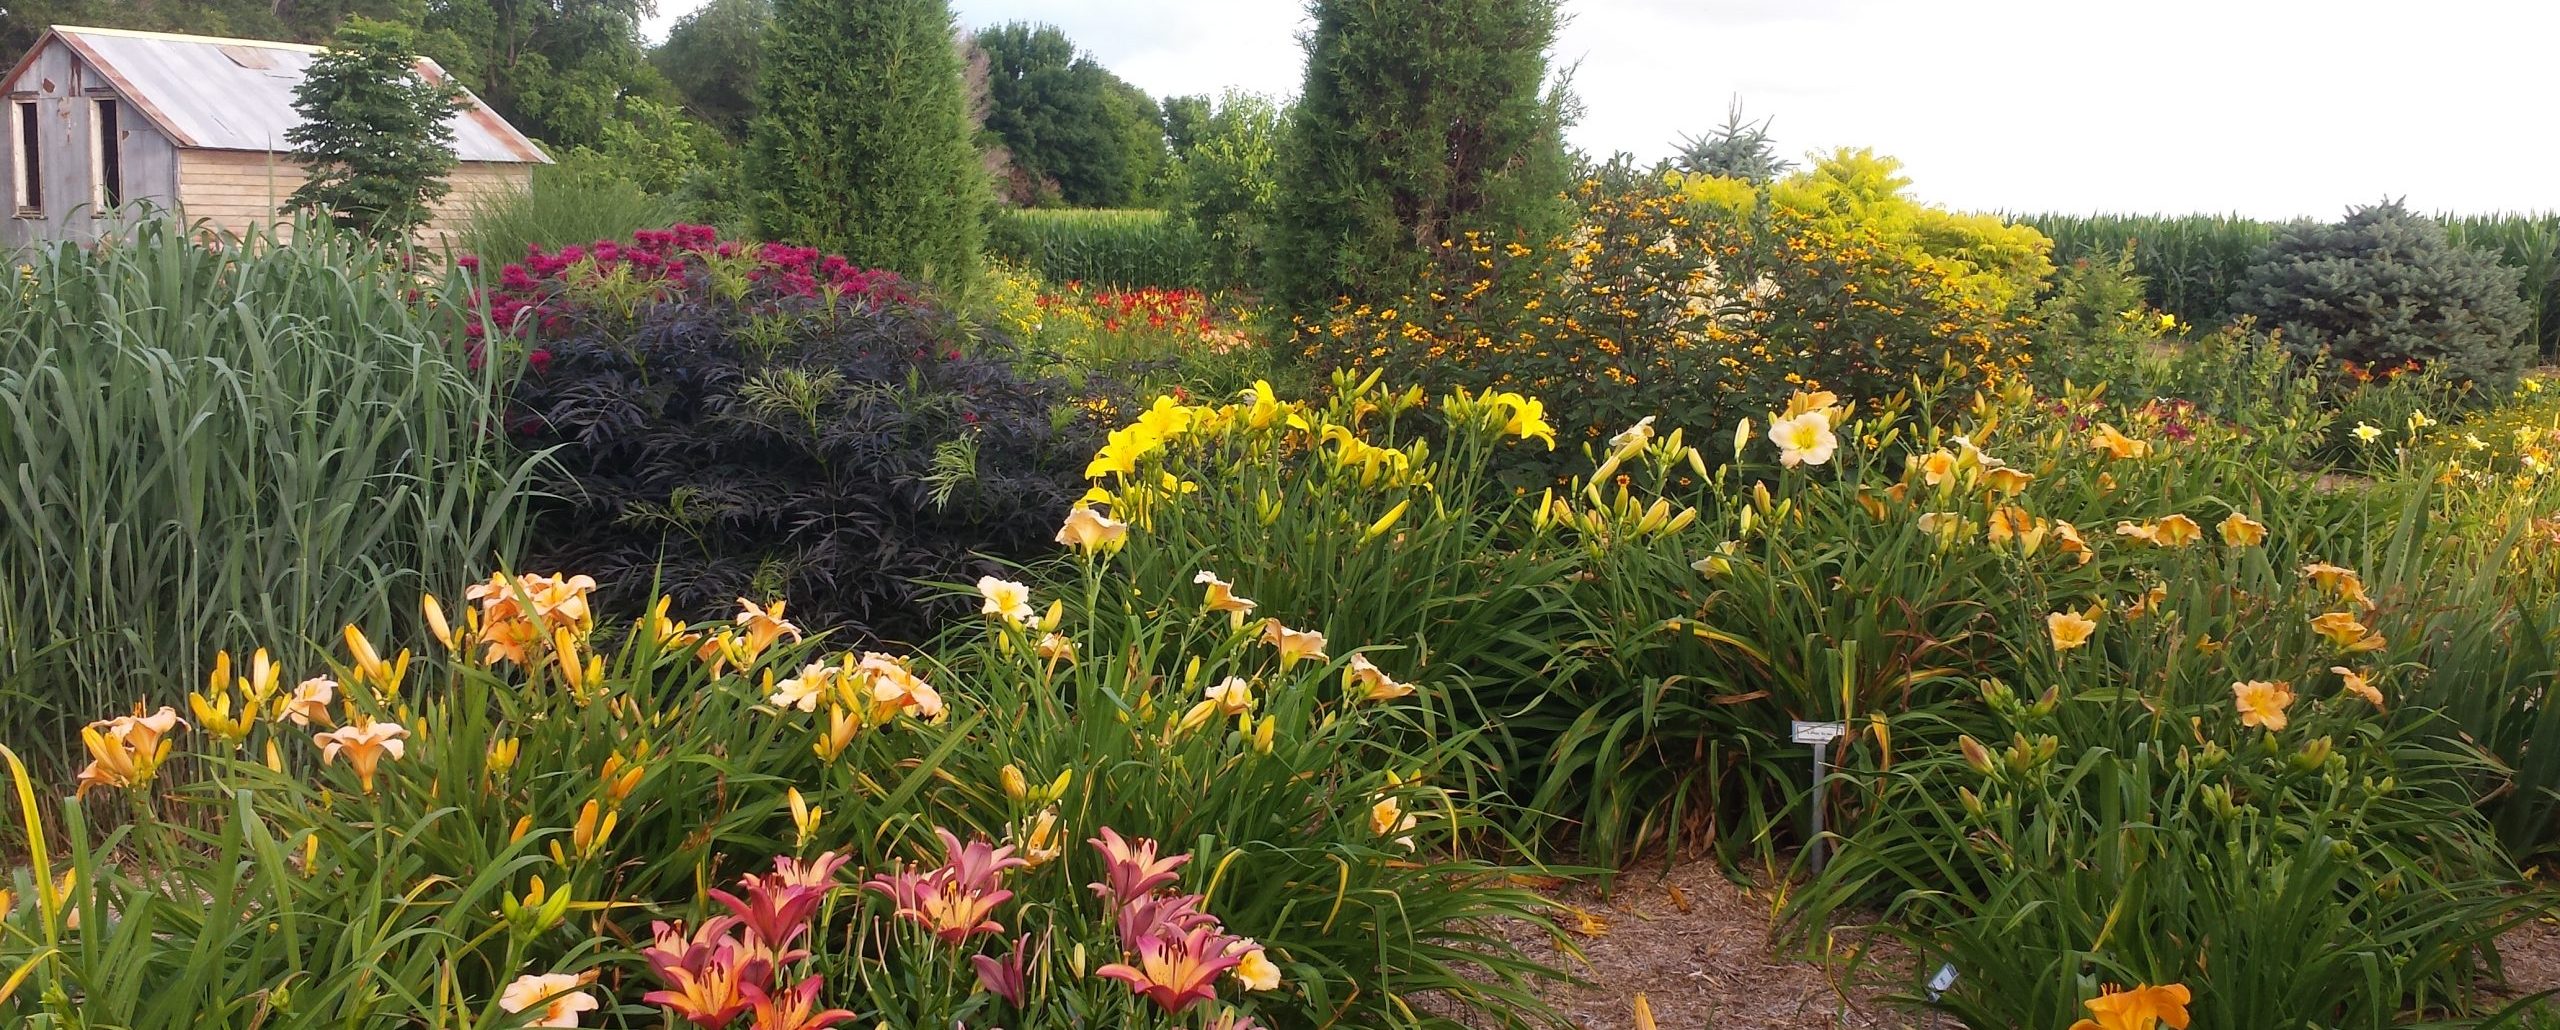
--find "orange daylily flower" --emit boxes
[2310,611,2386,653]
[2070,982,2190,1030]
[733,598,803,659]
[2089,424,2151,461]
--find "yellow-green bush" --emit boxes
[1673,148,2055,315]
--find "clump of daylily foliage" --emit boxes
[20,353,2560,1029]
[12,476,1566,1028]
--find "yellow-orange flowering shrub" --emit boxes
[1296,176,2038,476]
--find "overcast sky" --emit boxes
[645,0,2557,219]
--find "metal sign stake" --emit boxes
[1790,719,1846,876]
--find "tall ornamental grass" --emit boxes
[0,217,537,763]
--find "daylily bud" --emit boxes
[1958,735,1995,775]
[1252,714,1276,754]
[1046,769,1072,802]
[488,737,520,776]
[1957,786,1984,819]
[422,593,458,653]
[1365,498,1412,542]
[2291,736,2335,774]
[787,787,822,848]
[1176,700,1219,736]
[1001,764,1030,802]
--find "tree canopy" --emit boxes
[972,21,1167,208]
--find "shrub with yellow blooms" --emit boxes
[1296,168,2041,479]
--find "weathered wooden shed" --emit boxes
[0,25,548,253]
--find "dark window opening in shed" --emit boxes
[93,98,121,209]
[12,100,39,212]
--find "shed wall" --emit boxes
[3,39,182,253]
[175,150,531,250]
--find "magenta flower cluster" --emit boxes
[466,224,912,342]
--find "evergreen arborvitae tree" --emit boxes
[2232,200,2532,394]
[284,20,461,244]
[749,0,984,283]
[1266,0,1573,321]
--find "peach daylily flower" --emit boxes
[1260,620,1328,670]
[733,598,803,659]
[500,971,601,1028]
[1193,571,1259,626]
[2333,666,2383,709]
[314,715,411,793]
[1204,676,1257,716]
[2232,681,2295,732]
[1345,653,1418,701]
[1055,506,1129,554]
[282,677,336,727]
[2089,424,2151,461]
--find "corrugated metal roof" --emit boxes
[8,26,548,164]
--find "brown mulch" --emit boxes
[2495,908,2560,1011]
[1482,859,1913,1030]
[1481,859,2560,1029]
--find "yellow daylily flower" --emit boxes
[977,577,1036,626]
[2047,609,2098,652]
[2218,513,2267,547]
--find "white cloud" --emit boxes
[647,0,2560,218]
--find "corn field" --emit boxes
[986,208,1208,289]
[0,219,540,767]
[2021,212,2560,359]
